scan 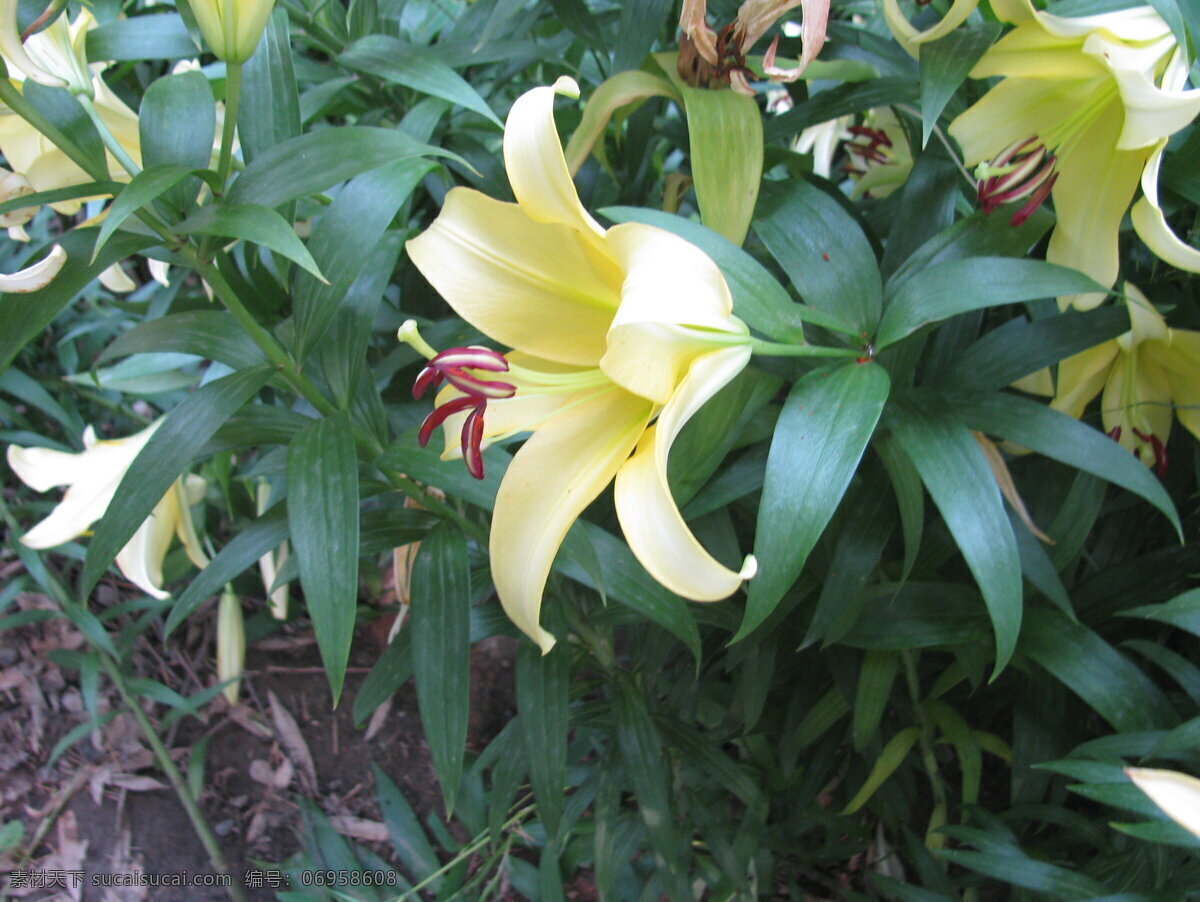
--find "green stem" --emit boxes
[748,338,865,359]
[901,651,950,839]
[101,656,248,902]
[217,62,242,191]
[77,94,140,179]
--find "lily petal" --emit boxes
[614,346,756,600]
[175,474,210,569]
[882,0,978,57]
[1051,341,1119,419]
[1046,107,1147,309]
[7,443,81,491]
[0,244,66,293]
[1101,348,1173,458]
[491,388,653,652]
[0,0,67,87]
[115,493,177,599]
[99,262,136,293]
[1126,767,1200,839]
[503,77,607,243]
[1157,331,1200,439]
[1131,140,1200,273]
[406,188,622,367]
[1106,44,1200,149]
[600,222,744,404]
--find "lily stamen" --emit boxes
[976,137,1058,225]
[414,347,517,401]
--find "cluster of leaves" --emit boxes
[3,0,1200,894]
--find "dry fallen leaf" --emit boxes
[268,691,318,794]
[328,816,390,844]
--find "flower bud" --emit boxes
[188,0,277,63]
[217,589,246,705]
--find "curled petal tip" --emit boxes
[552,75,580,98]
[0,244,67,293]
[739,555,758,580]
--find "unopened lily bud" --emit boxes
[188,0,277,63]
[0,169,37,228]
[216,589,246,705]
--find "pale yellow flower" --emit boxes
[405,78,756,652]
[0,242,64,291]
[216,589,245,704]
[7,420,209,599]
[1048,285,1200,472]
[949,0,1200,309]
[1126,768,1200,839]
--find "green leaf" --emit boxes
[80,365,274,599]
[85,14,198,60]
[409,524,472,815]
[227,127,462,209]
[918,24,1002,147]
[293,158,433,358]
[239,9,301,164]
[1021,607,1177,732]
[941,305,1129,392]
[559,523,701,658]
[98,310,267,371]
[853,650,900,752]
[679,84,762,246]
[517,639,569,843]
[165,503,289,636]
[880,145,959,278]
[946,390,1181,537]
[22,81,105,176]
[352,630,412,726]
[739,362,889,641]
[876,432,923,581]
[614,0,672,71]
[889,206,1055,290]
[373,763,442,886]
[938,848,1110,895]
[175,203,326,280]
[885,391,1023,674]
[339,36,502,128]
[0,181,122,218]
[601,205,820,342]
[1121,587,1200,638]
[877,259,1106,347]
[754,179,882,331]
[842,726,921,814]
[613,677,688,898]
[287,413,360,703]
[764,78,920,144]
[140,70,216,172]
[93,164,195,259]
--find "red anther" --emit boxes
[418,395,479,447]
[1009,172,1057,227]
[461,406,487,479]
[414,347,515,401]
[977,138,1058,222]
[1132,428,1168,475]
[1108,426,1122,441]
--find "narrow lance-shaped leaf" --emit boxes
[884,391,1023,675]
[739,361,890,641]
[80,366,274,599]
[517,639,569,843]
[409,524,472,815]
[287,413,360,703]
[174,204,327,281]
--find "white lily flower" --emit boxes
[0,243,65,292]
[1126,767,1200,839]
[7,420,209,599]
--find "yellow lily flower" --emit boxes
[1048,285,1200,472]
[949,0,1200,310]
[7,420,209,599]
[188,0,276,64]
[883,0,980,58]
[1126,767,1200,840]
[847,108,913,199]
[405,78,756,652]
[0,11,141,212]
[2,4,93,96]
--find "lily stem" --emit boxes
[217,62,242,191]
[77,93,140,179]
[100,654,248,902]
[748,339,864,359]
